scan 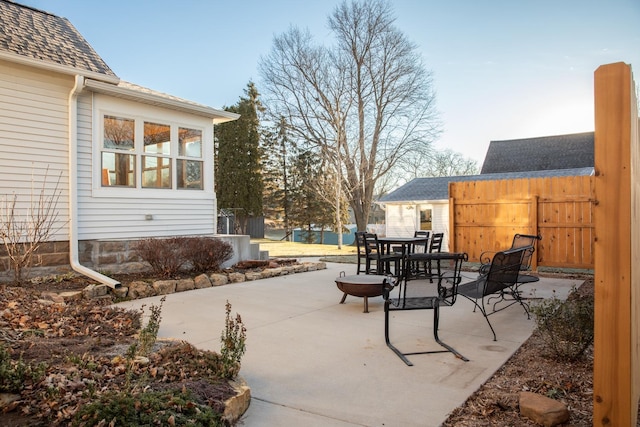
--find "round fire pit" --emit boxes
[335,274,392,313]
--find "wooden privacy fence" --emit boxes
[448,175,595,270]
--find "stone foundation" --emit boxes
[0,236,264,282]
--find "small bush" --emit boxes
[531,289,594,361]
[182,237,234,273]
[0,343,47,393]
[134,236,234,277]
[72,389,224,426]
[134,237,189,278]
[128,297,165,359]
[220,301,247,379]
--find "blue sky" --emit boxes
[23,0,640,166]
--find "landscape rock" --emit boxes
[209,274,228,286]
[519,391,570,427]
[175,279,195,292]
[112,286,128,299]
[227,272,246,283]
[83,284,110,299]
[0,393,21,411]
[223,376,251,424]
[194,274,212,289]
[244,271,263,281]
[41,292,65,304]
[128,281,155,299]
[153,280,177,295]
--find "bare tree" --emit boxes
[0,168,65,283]
[397,148,479,182]
[423,149,479,177]
[259,0,440,231]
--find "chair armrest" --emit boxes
[478,250,497,274]
[382,276,397,300]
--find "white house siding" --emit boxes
[0,61,72,241]
[384,203,417,237]
[430,201,450,251]
[76,92,217,240]
[383,200,451,250]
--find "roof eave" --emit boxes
[83,79,239,122]
[0,50,120,85]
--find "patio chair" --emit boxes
[411,230,430,253]
[422,232,444,280]
[479,233,542,294]
[457,248,528,341]
[363,233,402,276]
[383,252,468,365]
[355,231,370,274]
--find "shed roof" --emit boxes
[480,132,594,174]
[378,167,594,203]
[0,0,116,78]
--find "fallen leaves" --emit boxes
[0,282,235,426]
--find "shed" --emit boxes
[378,130,595,251]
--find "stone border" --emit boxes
[42,261,327,303]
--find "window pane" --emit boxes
[420,208,432,230]
[177,159,203,189]
[142,156,172,188]
[104,115,134,150]
[102,152,135,186]
[144,122,171,154]
[179,127,202,158]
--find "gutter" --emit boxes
[0,51,120,85]
[83,79,240,123]
[68,75,121,288]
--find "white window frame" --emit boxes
[92,95,213,199]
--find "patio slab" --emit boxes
[115,261,583,427]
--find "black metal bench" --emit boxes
[457,247,531,341]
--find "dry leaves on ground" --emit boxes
[1,273,595,426]
[443,278,594,426]
[0,280,235,426]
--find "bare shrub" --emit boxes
[182,237,233,273]
[0,168,65,283]
[133,237,189,278]
[531,287,594,361]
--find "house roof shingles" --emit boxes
[0,0,116,77]
[480,132,594,174]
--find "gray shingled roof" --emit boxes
[0,0,116,77]
[379,167,594,203]
[480,132,594,174]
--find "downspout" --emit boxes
[68,75,121,288]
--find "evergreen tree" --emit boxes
[215,82,264,234]
[260,117,295,240]
[287,148,334,244]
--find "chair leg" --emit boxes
[478,300,498,341]
[384,302,414,366]
[384,301,469,365]
[432,304,469,361]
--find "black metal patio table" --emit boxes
[377,236,430,277]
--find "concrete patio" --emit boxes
[116,260,583,427]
